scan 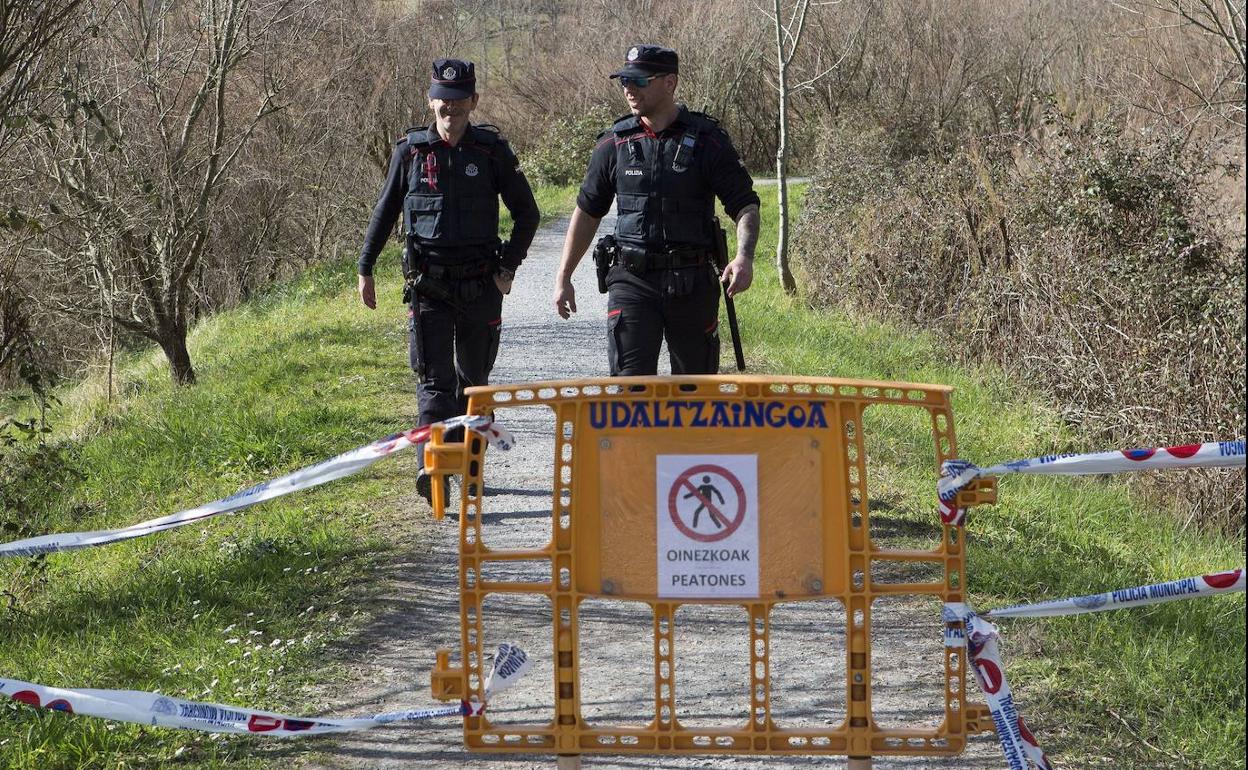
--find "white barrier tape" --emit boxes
[1,643,529,736]
[0,678,467,735]
[483,642,531,700]
[944,604,1054,770]
[945,568,1242,770]
[985,568,1244,619]
[0,415,513,559]
[938,439,1246,526]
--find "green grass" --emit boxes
[0,187,580,769]
[1,181,1242,769]
[734,183,1245,769]
[0,261,403,768]
[500,183,578,236]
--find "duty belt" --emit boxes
[616,245,711,272]
[414,255,495,281]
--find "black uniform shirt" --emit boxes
[358,123,539,276]
[576,106,758,251]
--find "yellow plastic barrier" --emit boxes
[426,375,996,762]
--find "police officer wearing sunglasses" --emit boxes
[553,45,760,375]
[358,58,539,503]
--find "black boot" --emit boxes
[416,469,434,504]
[417,469,451,506]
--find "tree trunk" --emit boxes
[776,152,795,295]
[774,0,798,296]
[158,330,197,385]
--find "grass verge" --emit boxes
[0,186,579,769]
[501,183,579,236]
[733,183,1244,770]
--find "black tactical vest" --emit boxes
[609,109,718,253]
[402,124,502,253]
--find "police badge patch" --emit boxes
[465,163,479,177]
[627,47,639,61]
[442,66,456,79]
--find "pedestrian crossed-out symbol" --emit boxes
[686,475,727,529]
[667,464,747,542]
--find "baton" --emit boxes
[722,281,745,372]
[711,220,746,372]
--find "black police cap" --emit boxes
[430,58,476,100]
[610,45,679,79]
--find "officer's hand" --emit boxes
[720,256,753,298]
[494,273,513,295]
[553,281,577,319]
[358,274,376,309]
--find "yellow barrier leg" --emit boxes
[556,755,582,769]
[847,758,872,769]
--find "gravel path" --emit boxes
[300,210,1003,770]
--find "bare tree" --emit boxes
[0,0,85,161]
[759,0,862,295]
[0,0,84,397]
[0,258,29,373]
[1128,0,1246,132]
[32,0,308,385]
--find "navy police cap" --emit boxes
[430,58,476,99]
[610,45,679,79]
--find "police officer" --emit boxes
[552,44,760,375]
[358,58,539,502]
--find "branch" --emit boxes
[1216,0,1246,69]
[753,1,777,23]
[783,0,813,66]
[787,6,869,92]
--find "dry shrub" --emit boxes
[477,0,779,168]
[795,111,1245,531]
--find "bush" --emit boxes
[794,112,1246,531]
[518,103,617,187]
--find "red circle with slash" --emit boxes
[667,464,747,543]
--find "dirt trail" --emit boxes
[300,210,1003,770]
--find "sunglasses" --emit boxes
[618,74,667,88]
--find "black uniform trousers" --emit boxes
[606,264,720,376]
[408,275,503,466]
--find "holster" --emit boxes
[404,278,427,383]
[401,239,485,312]
[592,235,617,294]
[711,216,730,273]
[408,272,459,308]
[401,242,415,281]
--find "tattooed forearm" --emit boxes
[733,204,760,260]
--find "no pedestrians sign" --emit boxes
[656,454,759,598]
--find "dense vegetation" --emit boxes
[794,113,1245,530]
[736,185,1245,770]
